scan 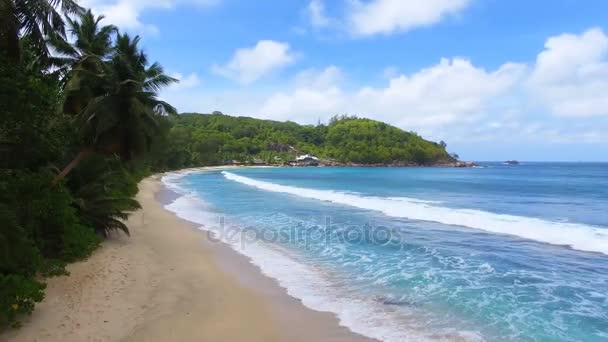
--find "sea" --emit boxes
[162,162,608,341]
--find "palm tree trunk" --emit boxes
[52,148,93,185]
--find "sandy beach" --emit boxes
[1,175,373,342]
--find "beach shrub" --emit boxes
[59,223,100,262]
[0,275,46,328]
[39,260,70,277]
[0,205,42,277]
[0,194,46,330]
[5,171,99,261]
[68,157,142,237]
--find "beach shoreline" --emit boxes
[1,172,373,342]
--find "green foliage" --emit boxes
[1,2,175,329]
[3,171,97,260]
[68,156,142,237]
[152,113,453,169]
[39,260,70,277]
[59,221,100,262]
[0,275,45,328]
[0,53,65,170]
[0,0,83,62]
[0,203,42,277]
[74,33,177,162]
[324,117,448,164]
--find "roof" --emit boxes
[295,154,319,161]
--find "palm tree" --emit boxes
[69,157,141,236]
[49,9,117,115]
[53,33,178,184]
[0,0,83,62]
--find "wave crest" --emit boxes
[222,171,608,255]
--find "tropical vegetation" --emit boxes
[0,1,175,328]
[152,113,454,169]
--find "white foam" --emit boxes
[222,171,608,255]
[161,178,483,342]
[161,171,194,195]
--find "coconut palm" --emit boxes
[69,157,141,236]
[53,33,178,184]
[49,9,117,114]
[0,0,83,62]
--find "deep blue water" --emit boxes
[163,163,608,341]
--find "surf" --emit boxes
[222,171,608,255]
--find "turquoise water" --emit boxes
[163,163,608,341]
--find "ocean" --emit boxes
[162,163,608,341]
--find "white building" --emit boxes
[295,154,319,162]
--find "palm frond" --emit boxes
[144,62,178,92]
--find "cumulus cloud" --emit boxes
[294,65,343,88]
[257,66,345,122]
[169,72,202,90]
[212,40,296,85]
[255,59,526,128]
[528,27,608,117]
[347,0,472,36]
[254,27,608,130]
[355,59,526,127]
[80,0,220,33]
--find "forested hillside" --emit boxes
[153,113,455,169]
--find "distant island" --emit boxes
[153,112,472,169]
[504,160,520,165]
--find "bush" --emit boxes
[5,171,100,260]
[0,170,99,329]
[59,223,100,262]
[0,205,42,277]
[68,157,142,237]
[39,260,69,277]
[0,275,45,328]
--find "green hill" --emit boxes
[153,113,456,170]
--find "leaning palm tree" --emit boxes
[53,33,178,184]
[0,0,83,62]
[49,9,117,114]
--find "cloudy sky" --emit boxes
[80,0,608,161]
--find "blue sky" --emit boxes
[80,0,608,161]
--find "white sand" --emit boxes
[1,175,373,342]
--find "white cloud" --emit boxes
[80,0,220,33]
[347,0,472,36]
[252,28,608,131]
[528,27,608,117]
[382,66,400,79]
[255,59,526,128]
[169,72,202,89]
[212,40,296,84]
[257,66,345,122]
[294,65,343,88]
[307,0,331,29]
[354,58,526,127]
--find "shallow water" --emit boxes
[163,163,608,341]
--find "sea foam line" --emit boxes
[222,171,608,255]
